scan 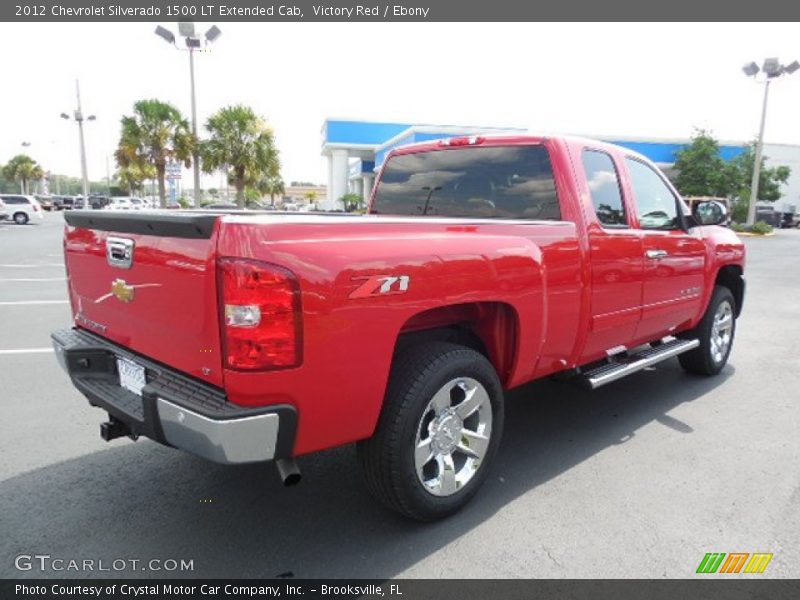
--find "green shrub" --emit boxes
[750,220,773,235]
[729,221,773,235]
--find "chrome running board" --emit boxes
[579,338,700,390]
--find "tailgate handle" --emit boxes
[106,237,135,269]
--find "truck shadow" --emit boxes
[1,361,733,579]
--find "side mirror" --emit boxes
[692,200,728,226]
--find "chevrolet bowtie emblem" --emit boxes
[111,279,135,303]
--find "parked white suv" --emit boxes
[106,197,133,210]
[0,195,44,224]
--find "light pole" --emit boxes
[155,23,222,207]
[106,155,112,196]
[61,80,95,202]
[741,58,799,225]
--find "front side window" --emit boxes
[582,150,627,227]
[626,158,680,230]
[372,145,561,220]
[2,196,24,205]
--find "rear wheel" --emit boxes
[678,286,736,376]
[358,342,504,521]
[13,212,28,225]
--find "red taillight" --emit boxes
[440,136,485,147]
[32,204,40,212]
[218,258,302,371]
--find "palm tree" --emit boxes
[116,163,155,197]
[261,176,285,207]
[116,99,193,208]
[3,155,44,194]
[304,190,318,210]
[200,105,280,208]
[340,192,364,213]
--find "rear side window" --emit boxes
[2,196,24,205]
[581,150,627,227]
[625,158,680,230]
[372,145,561,220]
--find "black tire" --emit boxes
[13,212,28,225]
[357,341,504,521]
[678,286,736,376]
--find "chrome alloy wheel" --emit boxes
[710,300,734,364]
[414,377,493,497]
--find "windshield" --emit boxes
[372,144,561,220]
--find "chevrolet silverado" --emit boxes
[52,135,745,520]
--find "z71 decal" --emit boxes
[349,275,411,299]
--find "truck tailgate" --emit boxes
[63,211,224,387]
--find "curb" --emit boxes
[734,231,776,237]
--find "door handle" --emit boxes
[646,249,668,260]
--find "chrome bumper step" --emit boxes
[579,338,700,390]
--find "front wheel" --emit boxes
[358,342,504,521]
[679,286,736,376]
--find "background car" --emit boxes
[105,196,133,210]
[88,195,110,210]
[35,195,54,211]
[0,194,45,224]
[755,204,781,227]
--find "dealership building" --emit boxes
[320,118,800,211]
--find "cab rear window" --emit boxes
[372,145,561,220]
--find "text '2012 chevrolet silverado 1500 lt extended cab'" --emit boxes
[53,135,744,520]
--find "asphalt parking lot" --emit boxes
[1,212,798,579]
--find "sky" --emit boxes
[1,22,799,187]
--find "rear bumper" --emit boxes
[51,328,297,464]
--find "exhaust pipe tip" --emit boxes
[275,458,301,486]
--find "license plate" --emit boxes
[117,357,146,396]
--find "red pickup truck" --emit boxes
[53,135,745,520]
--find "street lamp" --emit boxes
[155,22,222,206]
[741,58,799,225]
[61,79,95,202]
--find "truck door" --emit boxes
[623,157,706,342]
[580,149,645,359]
